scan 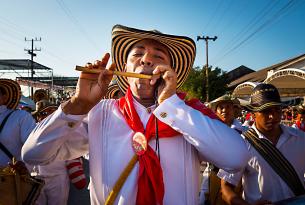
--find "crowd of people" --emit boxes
[1,24,305,205]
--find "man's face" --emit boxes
[216,101,234,125]
[254,106,282,132]
[125,39,171,100]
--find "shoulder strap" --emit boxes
[0,111,14,159]
[243,128,305,196]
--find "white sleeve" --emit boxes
[22,106,89,165]
[154,94,250,172]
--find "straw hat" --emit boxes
[245,83,282,112]
[209,94,234,111]
[111,24,196,93]
[104,84,121,99]
[0,79,21,110]
[32,100,57,116]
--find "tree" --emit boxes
[180,66,228,102]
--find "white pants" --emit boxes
[35,174,70,205]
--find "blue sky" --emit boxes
[1,0,305,79]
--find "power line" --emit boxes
[211,1,278,63]
[212,0,298,65]
[55,0,99,51]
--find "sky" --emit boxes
[1,0,305,81]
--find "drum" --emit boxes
[0,165,44,205]
[273,195,305,205]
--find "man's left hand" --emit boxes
[151,65,177,104]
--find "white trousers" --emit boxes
[35,174,70,205]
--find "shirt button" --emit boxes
[67,122,75,128]
[160,112,167,118]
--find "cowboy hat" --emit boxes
[111,24,196,93]
[209,94,235,111]
[0,78,21,110]
[245,83,282,112]
[32,100,57,116]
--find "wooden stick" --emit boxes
[75,66,159,79]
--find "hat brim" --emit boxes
[111,25,196,94]
[0,79,21,110]
[32,105,58,116]
[209,99,234,111]
[245,102,283,112]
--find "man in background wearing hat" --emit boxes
[292,104,305,132]
[0,79,36,167]
[22,25,249,205]
[219,84,305,204]
[199,94,247,205]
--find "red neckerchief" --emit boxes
[117,88,219,205]
[296,121,305,132]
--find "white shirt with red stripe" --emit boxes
[22,94,249,205]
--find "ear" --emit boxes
[252,112,256,119]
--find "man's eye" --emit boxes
[154,55,164,60]
[132,53,143,57]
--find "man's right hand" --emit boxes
[62,53,116,115]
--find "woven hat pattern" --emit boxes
[0,79,21,110]
[246,83,282,112]
[104,84,120,99]
[111,25,196,93]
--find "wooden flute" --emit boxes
[75,66,160,79]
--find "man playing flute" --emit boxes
[22,25,249,205]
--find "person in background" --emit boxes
[22,24,249,205]
[219,83,305,205]
[199,94,247,205]
[32,100,87,205]
[0,78,36,168]
[292,104,305,132]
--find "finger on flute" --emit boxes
[75,66,159,79]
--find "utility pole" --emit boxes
[25,37,41,98]
[197,35,217,102]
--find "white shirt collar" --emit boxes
[251,124,292,148]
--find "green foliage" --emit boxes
[180,66,228,102]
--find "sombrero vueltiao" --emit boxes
[0,79,21,110]
[111,24,196,93]
[104,84,120,99]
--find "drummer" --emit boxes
[219,84,305,204]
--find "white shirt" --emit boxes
[22,94,249,205]
[0,105,36,166]
[218,124,305,203]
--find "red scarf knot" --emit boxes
[117,88,219,205]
